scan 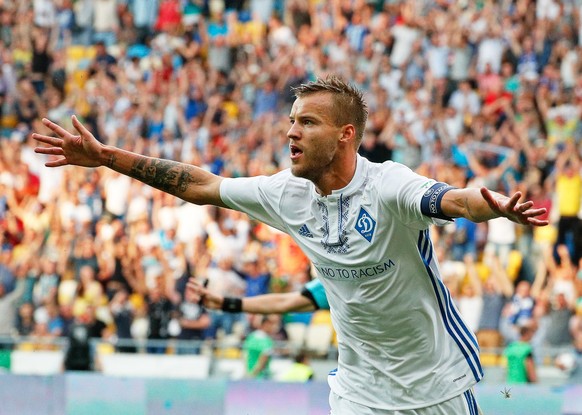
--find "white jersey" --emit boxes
[220,155,483,410]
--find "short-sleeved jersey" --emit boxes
[220,155,482,410]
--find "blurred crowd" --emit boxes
[0,0,581,377]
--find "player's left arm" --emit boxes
[440,187,549,226]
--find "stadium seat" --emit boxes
[480,352,501,367]
[310,310,337,346]
[304,323,334,357]
[214,333,242,359]
[284,322,307,349]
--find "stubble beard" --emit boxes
[291,160,317,183]
[291,157,328,186]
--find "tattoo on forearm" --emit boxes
[129,157,194,194]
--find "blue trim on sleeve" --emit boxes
[303,279,329,310]
[420,182,456,221]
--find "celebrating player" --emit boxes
[33,75,548,414]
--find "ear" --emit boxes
[339,124,356,144]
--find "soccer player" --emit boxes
[33,76,548,414]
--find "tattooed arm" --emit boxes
[103,147,225,206]
[440,187,548,226]
[33,116,226,207]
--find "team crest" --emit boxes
[355,207,376,243]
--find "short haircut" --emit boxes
[292,75,369,147]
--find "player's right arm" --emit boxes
[186,278,319,313]
[32,116,227,207]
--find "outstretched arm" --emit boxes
[441,187,549,226]
[186,278,317,313]
[32,116,227,207]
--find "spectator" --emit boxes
[205,255,247,338]
[145,280,176,354]
[243,314,279,379]
[109,288,136,353]
[503,279,536,342]
[175,283,210,354]
[63,305,106,371]
[545,244,578,309]
[235,251,271,298]
[503,321,538,384]
[72,0,94,45]
[457,254,484,334]
[278,350,314,382]
[33,0,56,29]
[154,0,182,34]
[30,28,54,96]
[449,216,479,262]
[91,40,118,73]
[0,270,26,345]
[132,0,158,44]
[0,247,16,294]
[253,77,279,120]
[70,239,100,282]
[483,216,517,269]
[448,80,482,126]
[92,0,119,46]
[551,146,581,262]
[535,291,574,351]
[32,256,60,307]
[16,302,35,336]
[205,210,250,265]
[477,254,515,352]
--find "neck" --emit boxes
[315,155,358,196]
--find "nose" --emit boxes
[287,122,300,140]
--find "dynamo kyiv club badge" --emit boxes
[355,207,376,243]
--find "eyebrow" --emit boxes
[290,113,318,122]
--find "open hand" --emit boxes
[480,187,549,226]
[32,116,104,168]
[186,278,223,310]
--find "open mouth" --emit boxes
[290,144,303,159]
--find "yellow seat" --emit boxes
[215,347,242,359]
[480,352,501,367]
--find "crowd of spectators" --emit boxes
[0,0,581,377]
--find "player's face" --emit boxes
[287,93,344,183]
